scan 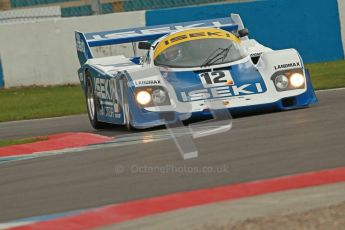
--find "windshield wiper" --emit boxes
[200,44,233,68]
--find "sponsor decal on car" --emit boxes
[75,33,86,53]
[95,78,121,117]
[88,19,234,41]
[154,28,240,59]
[274,62,300,70]
[134,80,161,86]
[180,83,264,102]
[250,52,262,57]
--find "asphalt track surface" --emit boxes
[0,89,344,222]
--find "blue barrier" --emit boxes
[146,0,344,63]
[10,0,71,8]
[61,3,113,17]
[123,0,225,11]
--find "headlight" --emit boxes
[152,89,167,105]
[136,91,151,105]
[275,75,289,90]
[290,73,305,88]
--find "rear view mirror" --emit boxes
[238,28,249,38]
[138,42,151,50]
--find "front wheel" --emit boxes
[86,75,107,129]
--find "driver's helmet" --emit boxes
[163,46,182,62]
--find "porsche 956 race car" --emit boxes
[75,14,317,130]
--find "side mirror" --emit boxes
[238,28,249,38]
[138,41,151,50]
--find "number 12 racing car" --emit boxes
[75,14,317,130]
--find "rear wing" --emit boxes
[75,14,246,65]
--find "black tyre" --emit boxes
[85,75,107,129]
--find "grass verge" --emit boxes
[0,137,48,147]
[0,60,344,122]
[306,60,345,90]
[0,85,86,122]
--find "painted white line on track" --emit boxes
[316,87,345,92]
[0,126,226,165]
[0,221,35,230]
[0,114,86,125]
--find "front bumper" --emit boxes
[129,71,318,129]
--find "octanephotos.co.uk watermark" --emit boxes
[114,164,230,175]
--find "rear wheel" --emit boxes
[86,75,107,129]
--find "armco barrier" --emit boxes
[146,0,345,63]
[0,11,145,88]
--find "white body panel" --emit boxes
[86,45,307,114]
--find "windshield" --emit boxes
[154,38,247,68]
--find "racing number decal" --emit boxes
[95,78,122,119]
[199,71,234,87]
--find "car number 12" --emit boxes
[199,70,234,87]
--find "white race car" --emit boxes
[75,14,317,129]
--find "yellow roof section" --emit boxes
[154,28,240,59]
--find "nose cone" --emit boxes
[162,60,266,94]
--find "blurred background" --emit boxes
[0,0,246,18]
[0,0,344,88]
[0,2,344,228]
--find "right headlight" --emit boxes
[152,89,167,105]
[271,69,305,91]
